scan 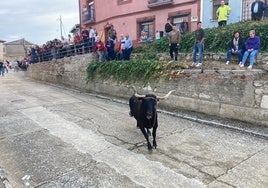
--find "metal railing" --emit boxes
[30,42,95,64]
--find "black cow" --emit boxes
[129,87,175,150]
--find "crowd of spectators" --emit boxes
[26,25,133,64]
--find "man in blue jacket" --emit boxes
[239,30,260,69]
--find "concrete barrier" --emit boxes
[26,53,268,127]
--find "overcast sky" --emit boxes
[0,0,79,45]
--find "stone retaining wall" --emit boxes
[26,53,268,127]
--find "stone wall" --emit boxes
[26,53,268,127]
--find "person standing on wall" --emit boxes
[81,26,90,54]
[165,17,173,36]
[105,36,115,61]
[263,0,268,19]
[122,33,133,60]
[168,25,181,61]
[216,0,231,27]
[89,27,96,52]
[191,21,205,68]
[251,0,267,21]
[94,36,106,63]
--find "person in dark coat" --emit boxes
[165,17,173,36]
[251,0,268,20]
[105,36,115,61]
[225,31,245,65]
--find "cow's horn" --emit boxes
[135,93,146,98]
[157,90,176,100]
[132,86,146,98]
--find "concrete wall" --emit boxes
[26,53,268,127]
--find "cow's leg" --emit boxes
[147,128,151,136]
[140,127,152,150]
[152,121,158,149]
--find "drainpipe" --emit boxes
[79,0,82,33]
[200,0,203,22]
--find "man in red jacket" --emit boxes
[94,37,106,63]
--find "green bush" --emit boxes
[87,59,162,84]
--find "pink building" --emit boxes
[79,0,200,46]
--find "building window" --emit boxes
[118,0,130,3]
[212,0,229,20]
[89,3,94,21]
[138,21,154,43]
[148,0,173,4]
[118,0,132,4]
[82,1,95,22]
[173,16,189,34]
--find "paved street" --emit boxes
[0,71,268,188]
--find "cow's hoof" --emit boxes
[153,141,157,149]
[148,143,153,151]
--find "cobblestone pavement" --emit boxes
[0,72,267,188]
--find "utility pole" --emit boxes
[59,16,63,37]
[57,16,63,37]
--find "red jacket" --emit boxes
[94,41,106,52]
[74,34,82,45]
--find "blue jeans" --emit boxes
[97,51,106,63]
[241,50,259,66]
[192,42,204,64]
[226,49,244,62]
[123,48,132,60]
[0,67,4,76]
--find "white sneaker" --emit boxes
[191,62,196,66]
[239,64,244,68]
[239,61,242,65]
[226,61,229,65]
[248,65,252,69]
[196,63,202,67]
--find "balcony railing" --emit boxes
[148,0,173,8]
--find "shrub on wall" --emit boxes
[87,59,162,84]
[86,58,189,83]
